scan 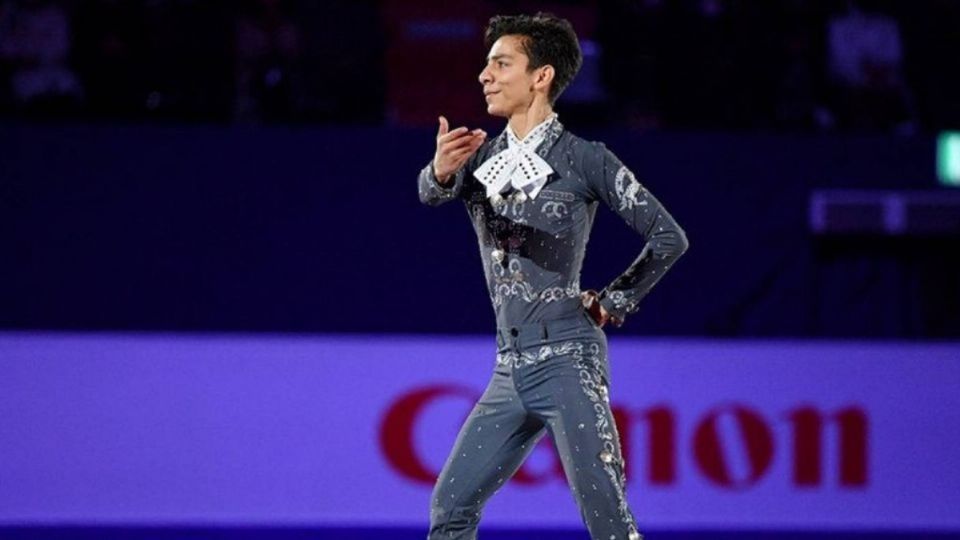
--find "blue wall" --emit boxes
[2,124,954,336]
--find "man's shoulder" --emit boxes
[556,130,606,153]
[551,130,611,167]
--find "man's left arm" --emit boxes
[583,142,690,327]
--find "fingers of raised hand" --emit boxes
[439,125,487,145]
[440,140,485,174]
[448,145,479,162]
[437,126,470,144]
[442,132,484,152]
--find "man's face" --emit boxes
[478,35,542,117]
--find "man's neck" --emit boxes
[508,100,554,141]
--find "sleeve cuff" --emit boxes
[429,165,459,191]
[598,295,628,327]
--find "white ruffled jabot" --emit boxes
[473,113,557,201]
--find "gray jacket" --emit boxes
[418,118,689,329]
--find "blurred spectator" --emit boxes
[0,0,82,115]
[0,0,955,131]
[825,0,916,132]
[233,0,304,124]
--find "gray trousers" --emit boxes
[427,308,643,540]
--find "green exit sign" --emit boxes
[939,131,960,186]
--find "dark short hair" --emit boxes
[484,12,583,104]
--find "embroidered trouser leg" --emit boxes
[521,337,643,540]
[427,311,643,540]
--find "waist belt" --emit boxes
[496,311,593,350]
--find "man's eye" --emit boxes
[498,61,507,68]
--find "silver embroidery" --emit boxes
[492,197,527,222]
[491,257,536,306]
[614,166,648,212]
[535,116,564,160]
[572,342,641,539]
[605,290,637,314]
[496,340,582,368]
[539,284,581,303]
[490,257,579,306]
[541,200,568,219]
[539,189,576,202]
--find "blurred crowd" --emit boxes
[1,0,958,132]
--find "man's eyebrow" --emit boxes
[487,53,514,62]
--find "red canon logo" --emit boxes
[379,385,868,489]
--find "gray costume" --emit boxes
[418,117,688,540]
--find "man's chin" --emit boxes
[485,105,509,118]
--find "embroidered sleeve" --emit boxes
[418,161,466,206]
[583,142,689,325]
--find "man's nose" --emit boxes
[478,67,491,85]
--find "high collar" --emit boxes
[490,114,565,160]
[507,112,558,148]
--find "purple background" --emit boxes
[2,332,959,536]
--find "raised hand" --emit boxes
[433,115,486,184]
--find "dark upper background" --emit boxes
[2,0,959,337]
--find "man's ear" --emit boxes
[534,65,555,92]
